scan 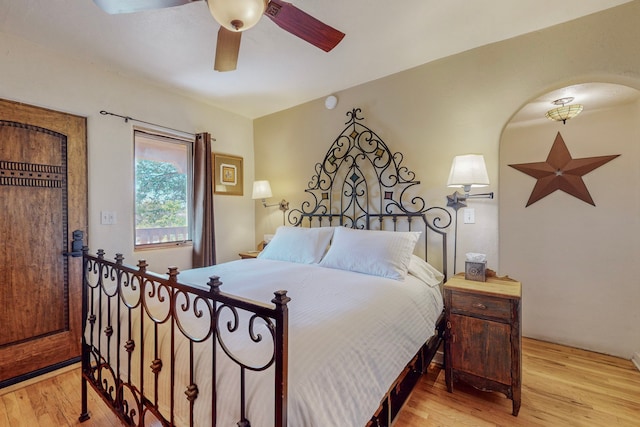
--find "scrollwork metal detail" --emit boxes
[173,289,215,343]
[288,108,452,233]
[215,304,277,372]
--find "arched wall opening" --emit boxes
[499,82,640,358]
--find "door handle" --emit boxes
[63,229,84,257]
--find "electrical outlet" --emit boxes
[463,208,475,224]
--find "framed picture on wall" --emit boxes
[213,153,243,196]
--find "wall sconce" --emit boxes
[252,180,289,225]
[446,154,494,273]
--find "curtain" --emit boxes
[192,132,216,267]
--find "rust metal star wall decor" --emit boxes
[509,132,619,207]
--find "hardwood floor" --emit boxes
[394,338,640,426]
[0,365,124,427]
[1,338,639,426]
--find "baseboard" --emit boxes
[0,357,80,393]
[632,352,640,372]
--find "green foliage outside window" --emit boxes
[135,159,187,228]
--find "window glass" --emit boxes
[134,130,192,248]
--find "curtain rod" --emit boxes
[99,110,216,140]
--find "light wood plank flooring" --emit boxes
[1,338,639,426]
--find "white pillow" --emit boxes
[408,255,445,287]
[319,227,420,280]
[257,226,334,264]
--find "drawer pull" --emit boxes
[472,302,487,310]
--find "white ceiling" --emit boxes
[0,0,632,118]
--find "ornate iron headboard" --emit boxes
[288,108,451,278]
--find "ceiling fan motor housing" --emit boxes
[208,0,268,32]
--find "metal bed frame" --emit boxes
[79,108,451,427]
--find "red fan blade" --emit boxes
[93,0,201,14]
[214,27,242,72]
[264,0,345,52]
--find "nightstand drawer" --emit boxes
[450,292,511,321]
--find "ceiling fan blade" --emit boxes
[264,0,345,52]
[93,0,201,14]
[214,27,242,72]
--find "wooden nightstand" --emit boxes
[444,274,522,416]
[238,250,260,259]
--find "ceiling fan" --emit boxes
[93,0,345,72]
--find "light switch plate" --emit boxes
[463,208,475,224]
[101,210,117,225]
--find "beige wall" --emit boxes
[0,32,255,268]
[254,2,640,357]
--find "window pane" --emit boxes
[134,131,191,247]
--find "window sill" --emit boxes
[134,241,193,252]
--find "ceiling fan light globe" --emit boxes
[208,0,267,32]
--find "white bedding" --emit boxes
[86,258,443,427]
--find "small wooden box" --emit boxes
[465,261,486,282]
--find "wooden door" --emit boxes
[0,99,87,385]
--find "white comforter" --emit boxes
[177,258,443,427]
[87,258,443,427]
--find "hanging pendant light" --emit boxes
[207,0,268,32]
[545,97,584,124]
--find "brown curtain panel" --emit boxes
[192,132,216,267]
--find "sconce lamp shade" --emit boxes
[252,180,273,199]
[447,154,490,190]
[208,0,267,32]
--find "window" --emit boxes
[134,130,192,248]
